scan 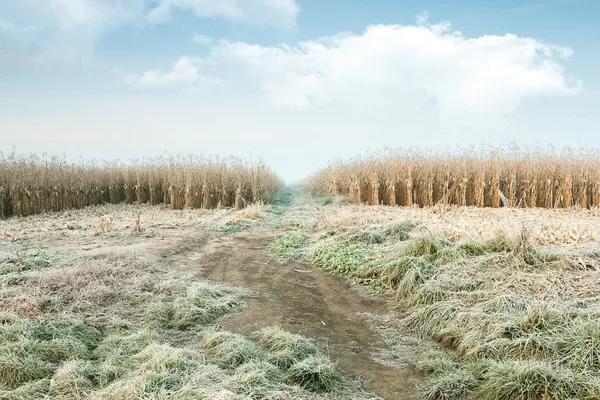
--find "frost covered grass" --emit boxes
[0,242,375,400]
[276,192,600,399]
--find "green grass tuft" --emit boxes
[473,360,590,400]
[0,250,70,276]
[214,224,242,232]
[396,260,436,300]
[254,327,318,369]
[339,229,384,244]
[558,319,600,371]
[94,330,158,361]
[403,235,454,259]
[412,280,450,306]
[147,282,244,331]
[380,256,428,289]
[416,349,458,376]
[511,305,566,335]
[49,360,97,396]
[0,377,50,399]
[267,235,310,261]
[0,355,55,389]
[201,331,263,368]
[458,241,489,257]
[382,220,418,241]
[420,368,479,400]
[286,355,343,393]
[407,300,467,337]
[226,360,283,394]
[311,243,373,277]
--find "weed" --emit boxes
[318,196,334,206]
[267,235,310,261]
[201,331,263,367]
[147,283,245,330]
[286,355,343,393]
[382,220,418,241]
[473,360,590,400]
[396,260,436,300]
[254,327,318,369]
[403,235,457,261]
[226,360,283,394]
[421,369,478,400]
[416,349,458,376]
[339,229,384,245]
[1,250,69,276]
[214,224,242,232]
[311,243,373,278]
[558,319,600,371]
[412,280,450,306]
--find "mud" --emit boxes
[32,199,423,399]
[165,230,421,399]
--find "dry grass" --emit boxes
[0,152,283,218]
[304,145,600,208]
[281,195,600,247]
[0,201,274,247]
[277,192,600,399]
[0,237,375,400]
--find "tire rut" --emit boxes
[166,230,421,400]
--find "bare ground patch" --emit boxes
[166,231,422,399]
[1,198,420,399]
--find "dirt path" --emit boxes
[164,229,421,399]
[34,190,423,398]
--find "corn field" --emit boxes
[306,146,600,208]
[0,153,282,218]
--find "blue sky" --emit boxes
[1,0,599,182]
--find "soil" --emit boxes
[162,230,422,399]
[33,199,423,399]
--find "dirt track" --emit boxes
[163,229,421,399]
[29,192,423,399]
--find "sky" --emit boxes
[1,0,599,182]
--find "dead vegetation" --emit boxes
[0,152,283,218]
[0,241,378,400]
[305,146,600,208]
[275,191,600,399]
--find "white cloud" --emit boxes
[138,21,580,118]
[17,0,144,32]
[0,0,299,60]
[0,20,16,31]
[416,11,429,26]
[146,0,299,27]
[0,0,145,61]
[124,57,223,87]
[193,33,212,44]
[2,0,299,30]
[146,0,241,22]
[0,19,38,34]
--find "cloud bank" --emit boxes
[147,0,299,26]
[123,57,223,87]
[126,19,581,118]
[0,0,300,58]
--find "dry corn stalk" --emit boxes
[0,153,282,218]
[304,146,600,209]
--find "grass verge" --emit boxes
[285,199,600,400]
[267,235,311,261]
[0,245,375,399]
